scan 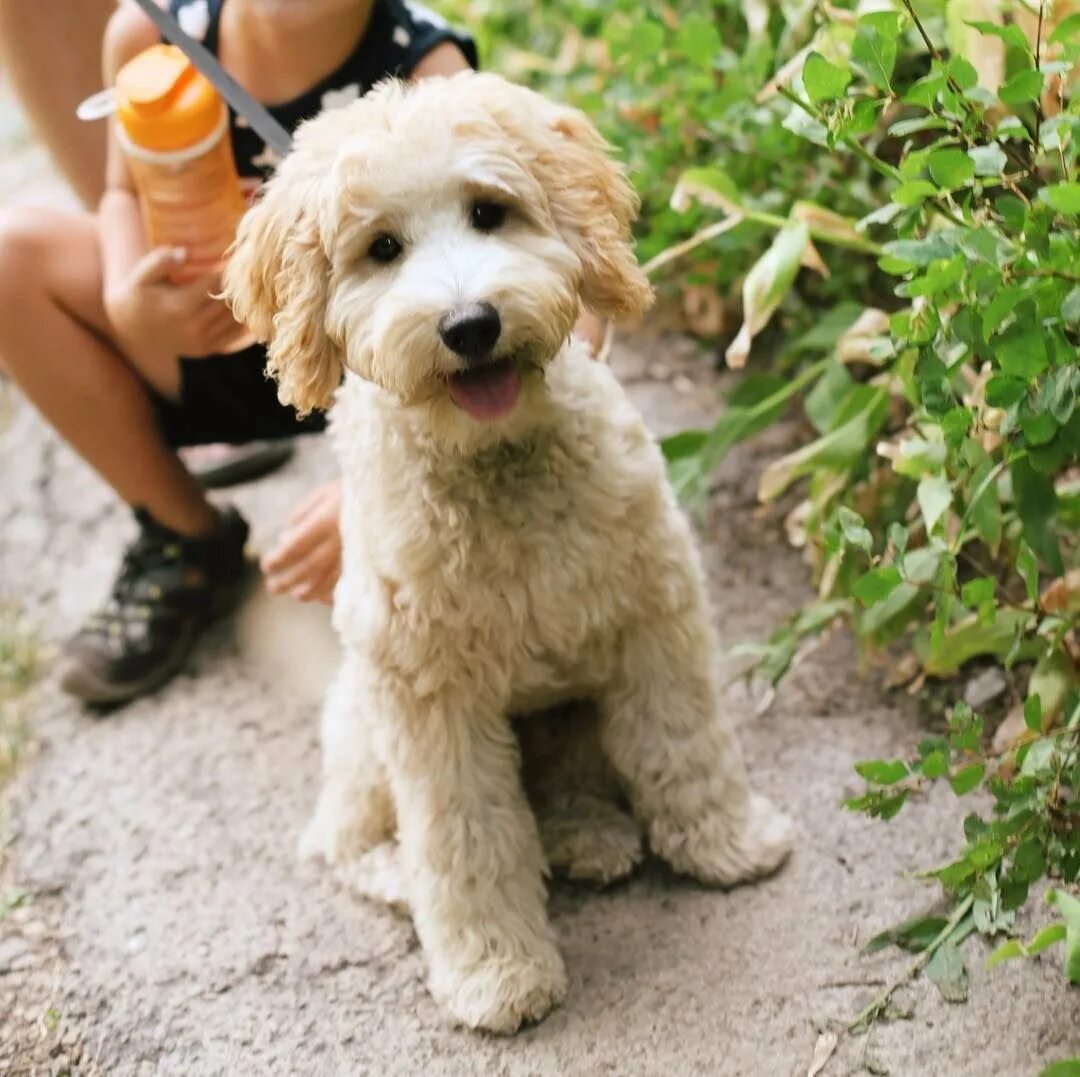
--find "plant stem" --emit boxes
[775,85,902,182]
[849,893,975,1034]
[897,0,1032,174]
[775,86,970,229]
[1032,0,1045,167]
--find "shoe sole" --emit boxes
[60,563,255,709]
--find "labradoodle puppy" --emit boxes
[224,71,792,1035]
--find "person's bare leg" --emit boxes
[0,206,218,537]
[0,0,115,209]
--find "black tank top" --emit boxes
[166,0,477,201]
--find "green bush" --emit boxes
[445,0,1080,1006]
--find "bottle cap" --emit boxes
[114,44,224,151]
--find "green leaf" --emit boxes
[950,763,986,795]
[1039,1060,1080,1077]
[965,19,1032,53]
[803,51,852,102]
[922,750,948,779]
[924,610,1034,675]
[837,506,873,554]
[929,147,975,188]
[985,375,1028,407]
[892,180,940,207]
[1049,12,1080,45]
[805,362,855,434]
[758,389,888,500]
[1024,693,1043,732]
[855,759,909,785]
[674,16,722,68]
[986,938,1027,967]
[671,166,744,216]
[926,939,969,1003]
[1011,456,1063,575]
[1016,539,1040,603]
[882,233,956,265]
[853,566,903,605]
[1026,923,1068,956]
[1064,288,1080,325]
[997,327,1048,379]
[1046,889,1080,984]
[999,68,1045,105]
[628,20,664,59]
[968,143,1008,176]
[852,12,899,92]
[889,116,948,137]
[661,429,707,461]
[941,407,973,448]
[865,915,948,953]
[1039,183,1080,215]
[1021,412,1058,446]
[918,474,953,534]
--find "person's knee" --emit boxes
[0,206,59,298]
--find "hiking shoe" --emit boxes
[58,507,251,707]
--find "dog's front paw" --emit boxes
[431,947,567,1035]
[298,780,394,865]
[654,792,793,887]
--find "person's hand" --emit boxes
[262,480,343,605]
[574,308,608,358]
[105,246,247,361]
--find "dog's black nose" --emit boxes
[438,302,501,363]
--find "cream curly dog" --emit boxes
[224,71,792,1034]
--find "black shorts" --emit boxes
[151,344,327,448]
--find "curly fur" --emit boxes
[224,72,792,1035]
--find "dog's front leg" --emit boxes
[378,681,566,1034]
[599,615,792,887]
[300,656,395,865]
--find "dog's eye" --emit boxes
[368,233,403,264]
[470,201,506,232]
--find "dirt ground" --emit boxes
[1,87,1077,1077]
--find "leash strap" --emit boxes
[129,0,294,159]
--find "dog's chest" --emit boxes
[353,427,657,692]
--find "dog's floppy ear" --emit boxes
[224,152,342,416]
[532,104,653,322]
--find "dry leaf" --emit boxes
[806,1029,839,1077]
[726,222,809,368]
[992,703,1036,756]
[682,284,727,337]
[1040,570,1080,615]
[837,308,891,365]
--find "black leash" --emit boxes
[130,0,294,159]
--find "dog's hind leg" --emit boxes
[299,657,395,865]
[519,702,643,885]
[598,607,792,888]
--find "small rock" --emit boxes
[964,666,1007,709]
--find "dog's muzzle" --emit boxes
[438,302,502,365]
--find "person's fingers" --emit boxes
[289,550,341,605]
[287,484,337,528]
[263,531,337,590]
[262,522,327,576]
[131,246,186,286]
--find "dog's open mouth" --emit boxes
[448,358,521,422]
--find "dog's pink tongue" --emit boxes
[449,360,520,421]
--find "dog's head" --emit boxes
[223,72,652,444]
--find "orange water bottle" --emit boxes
[80,44,247,284]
